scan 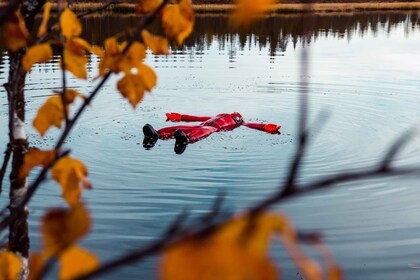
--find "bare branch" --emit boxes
[0,144,12,196]
[0,0,171,234]
[77,0,119,18]
[59,45,69,125]
[0,150,71,231]
[380,127,417,171]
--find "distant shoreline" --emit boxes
[1,2,420,14]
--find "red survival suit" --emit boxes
[159,112,281,142]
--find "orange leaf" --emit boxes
[41,203,90,256]
[19,148,56,180]
[22,43,53,71]
[161,238,277,280]
[230,0,275,27]
[161,0,194,45]
[118,42,146,74]
[33,96,64,136]
[0,251,22,280]
[141,30,170,55]
[98,38,146,75]
[28,253,45,280]
[60,8,82,40]
[117,74,146,108]
[33,90,83,136]
[62,39,89,79]
[38,2,52,37]
[59,246,99,280]
[213,213,294,257]
[51,157,91,206]
[3,12,29,52]
[135,0,162,14]
[138,64,157,91]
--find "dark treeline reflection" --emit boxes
[79,12,419,55]
[0,12,419,58]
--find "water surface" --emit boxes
[1,12,420,279]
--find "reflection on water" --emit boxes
[1,12,420,280]
[77,12,420,53]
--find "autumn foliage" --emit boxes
[0,0,343,279]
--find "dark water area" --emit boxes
[1,12,420,279]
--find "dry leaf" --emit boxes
[62,39,89,79]
[117,42,146,74]
[59,246,99,280]
[19,148,56,179]
[0,251,22,280]
[3,12,29,52]
[137,64,157,91]
[22,43,53,71]
[38,2,52,37]
[60,8,82,40]
[33,96,65,136]
[33,90,84,136]
[141,30,170,55]
[161,0,194,45]
[117,74,146,108]
[51,157,91,206]
[230,0,275,27]
[41,203,90,256]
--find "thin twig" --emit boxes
[77,0,118,18]
[0,144,12,196]
[0,0,171,233]
[0,150,70,231]
[59,45,69,125]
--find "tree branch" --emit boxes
[77,0,119,18]
[0,144,12,196]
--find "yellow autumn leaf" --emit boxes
[161,212,337,280]
[33,90,84,136]
[141,30,170,55]
[230,0,276,27]
[117,74,146,108]
[117,42,146,74]
[138,64,157,91]
[213,213,294,256]
[71,37,103,56]
[28,253,45,280]
[0,251,22,280]
[60,8,82,40]
[33,96,64,136]
[3,12,29,52]
[59,246,99,280]
[37,2,52,37]
[161,0,194,45]
[41,203,90,256]
[135,0,162,14]
[51,156,91,206]
[98,38,144,75]
[62,39,89,79]
[161,239,277,280]
[22,43,53,71]
[19,148,56,179]
[117,66,156,108]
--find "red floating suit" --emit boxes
[143,112,281,154]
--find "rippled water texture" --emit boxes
[1,12,420,279]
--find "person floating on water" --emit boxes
[143,112,281,154]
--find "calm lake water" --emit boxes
[1,11,420,279]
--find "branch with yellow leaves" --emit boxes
[0,0,171,232]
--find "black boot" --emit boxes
[143,124,159,149]
[174,129,189,154]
